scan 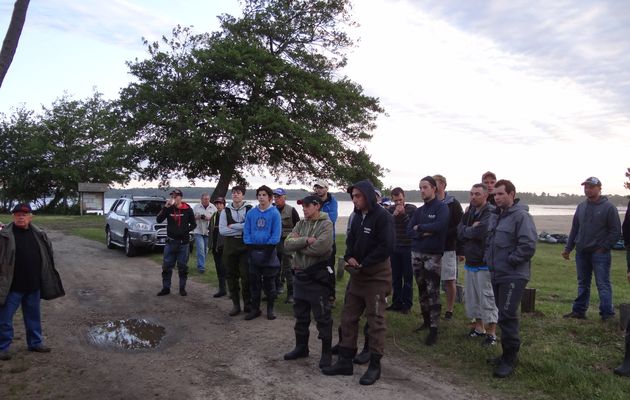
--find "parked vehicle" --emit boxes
[105,196,169,257]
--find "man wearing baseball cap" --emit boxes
[1,204,65,361]
[562,177,621,320]
[313,179,338,302]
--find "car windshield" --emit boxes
[130,200,163,216]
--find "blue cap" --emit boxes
[273,188,287,196]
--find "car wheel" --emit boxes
[124,233,137,257]
[106,228,117,249]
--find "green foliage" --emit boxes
[121,0,385,198]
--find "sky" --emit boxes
[1,0,629,195]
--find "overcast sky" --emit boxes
[1,0,628,195]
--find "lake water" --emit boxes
[103,199,579,217]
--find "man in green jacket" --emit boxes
[1,204,65,361]
[283,195,334,370]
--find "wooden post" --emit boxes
[619,304,630,331]
[456,284,464,304]
[521,287,536,313]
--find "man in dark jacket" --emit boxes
[156,189,196,297]
[1,204,65,361]
[387,187,416,313]
[407,176,449,346]
[485,180,537,378]
[561,177,621,320]
[322,180,394,386]
[614,199,630,376]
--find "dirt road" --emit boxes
[1,231,494,400]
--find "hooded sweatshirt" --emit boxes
[243,204,282,246]
[157,202,196,241]
[565,196,621,253]
[484,200,537,283]
[407,197,449,255]
[284,211,333,270]
[344,180,395,268]
[218,202,251,237]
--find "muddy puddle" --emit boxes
[87,319,165,350]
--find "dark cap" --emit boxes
[581,176,601,186]
[420,176,437,188]
[11,203,32,214]
[169,188,183,197]
[213,197,226,204]
[297,195,322,206]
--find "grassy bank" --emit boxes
[32,214,630,399]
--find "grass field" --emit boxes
[27,214,630,400]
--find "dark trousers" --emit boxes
[223,237,250,306]
[391,246,413,310]
[492,278,528,356]
[249,264,279,309]
[293,287,333,341]
[213,248,226,287]
[162,239,190,289]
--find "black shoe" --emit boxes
[321,351,354,376]
[493,359,516,378]
[29,346,51,353]
[563,311,586,319]
[244,304,252,313]
[353,348,371,365]
[244,309,261,320]
[284,345,309,360]
[157,288,170,296]
[229,305,241,317]
[267,302,276,320]
[614,361,630,377]
[213,290,227,298]
[425,327,438,346]
[359,353,382,385]
[179,288,187,296]
[444,311,453,320]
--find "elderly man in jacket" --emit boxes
[1,204,65,361]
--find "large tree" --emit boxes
[121,0,385,197]
[0,0,30,88]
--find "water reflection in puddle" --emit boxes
[88,319,165,350]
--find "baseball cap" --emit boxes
[213,197,226,204]
[169,188,183,197]
[273,188,287,196]
[11,203,32,214]
[297,195,322,206]
[581,177,601,186]
[313,179,329,189]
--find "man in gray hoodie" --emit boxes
[485,180,537,378]
[561,177,621,321]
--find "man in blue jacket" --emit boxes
[561,177,621,320]
[485,179,537,378]
[407,176,449,346]
[322,180,394,386]
[244,185,282,320]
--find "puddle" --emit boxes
[87,319,165,350]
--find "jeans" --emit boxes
[0,290,43,352]
[162,239,190,289]
[391,246,413,310]
[573,249,614,317]
[194,234,209,271]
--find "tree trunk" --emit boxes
[0,0,30,88]
[211,164,236,201]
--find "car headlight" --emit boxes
[130,222,151,231]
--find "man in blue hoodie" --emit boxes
[562,177,621,321]
[322,180,394,386]
[244,185,282,320]
[407,176,449,346]
[485,179,537,378]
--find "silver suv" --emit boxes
[105,196,168,257]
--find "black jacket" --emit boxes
[157,202,196,241]
[457,203,494,266]
[442,194,464,253]
[344,180,395,268]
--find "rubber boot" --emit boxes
[614,322,630,377]
[319,338,333,369]
[229,297,241,316]
[213,279,227,298]
[359,353,382,385]
[493,346,518,378]
[425,327,438,346]
[353,337,370,364]
[321,347,354,376]
[414,311,431,332]
[267,300,276,320]
[284,334,309,360]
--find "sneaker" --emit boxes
[481,335,497,347]
[468,328,486,338]
[29,345,51,353]
[444,311,453,320]
[179,288,187,296]
[563,311,586,319]
[157,288,170,296]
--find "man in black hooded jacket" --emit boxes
[322,180,394,386]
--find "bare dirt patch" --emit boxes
[0,231,496,399]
